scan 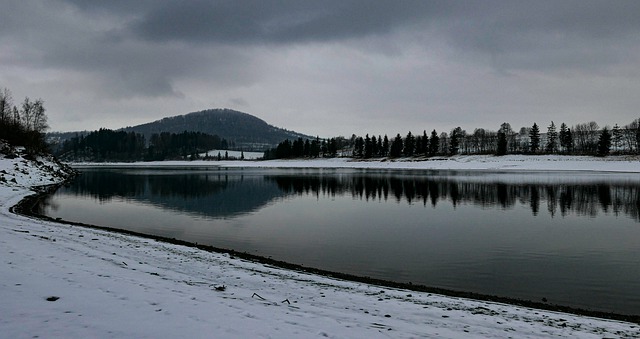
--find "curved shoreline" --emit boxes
[15,184,640,324]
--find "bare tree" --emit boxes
[0,88,14,124]
[573,121,599,154]
[31,98,48,133]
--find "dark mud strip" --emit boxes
[13,183,640,325]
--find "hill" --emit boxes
[122,109,311,151]
[47,109,313,152]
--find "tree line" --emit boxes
[266,119,640,159]
[0,87,49,153]
[55,129,230,162]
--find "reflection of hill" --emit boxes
[61,170,286,218]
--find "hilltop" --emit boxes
[123,109,311,151]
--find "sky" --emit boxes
[1,0,640,138]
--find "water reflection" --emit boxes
[48,169,640,222]
[44,169,285,218]
[269,174,640,221]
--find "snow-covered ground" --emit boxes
[200,149,264,160]
[74,154,640,173]
[2,151,640,338]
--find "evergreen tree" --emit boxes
[376,135,383,157]
[496,131,508,156]
[636,121,640,154]
[353,136,364,158]
[597,127,612,156]
[420,130,429,156]
[311,137,321,157]
[404,131,415,156]
[559,123,568,153]
[449,127,462,155]
[364,134,373,158]
[529,123,540,153]
[546,121,558,153]
[560,125,573,154]
[612,123,622,153]
[389,134,403,157]
[326,138,337,157]
[292,138,304,157]
[382,135,389,157]
[370,135,378,157]
[499,123,514,153]
[428,129,439,156]
[303,139,311,157]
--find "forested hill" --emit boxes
[122,109,311,151]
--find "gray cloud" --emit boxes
[2,0,640,135]
[126,1,442,45]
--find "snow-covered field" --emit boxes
[200,149,264,160]
[73,154,640,173]
[2,152,640,338]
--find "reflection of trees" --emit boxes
[54,171,640,222]
[271,175,640,221]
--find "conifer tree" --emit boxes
[612,124,622,153]
[449,127,462,155]
[559,123,573,153]
[428,129,439,156]
[496,131,507,156]
[419,130,428,155]
[529,123,540,153]
[364,134,373,158]
[546,121,558,153]
[559,123,568,153]
[390,134,403,157]
[353,136,364,158]
[382,135,389,157]
[597,127,612,156]
[404,131,415,156]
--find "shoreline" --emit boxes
[15,176,640,324]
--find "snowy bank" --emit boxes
[72,154,640,173]
[2,152,640,338]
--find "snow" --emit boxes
[73,154,640,173]
[2,152,640,338]
[200,149,264,160]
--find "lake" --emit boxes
[38,167,640,316]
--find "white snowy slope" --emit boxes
[2,151,640,338]
[74,154,640,173]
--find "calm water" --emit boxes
[39,167,640,315]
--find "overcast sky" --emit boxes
[2,0,640,137]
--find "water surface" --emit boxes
[40,167,640,315]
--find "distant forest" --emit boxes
[54,129,230,162]
[265,119,640,159]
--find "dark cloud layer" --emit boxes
[127,1,441,44]
[53,0,640,79]
[1,0,640,135]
